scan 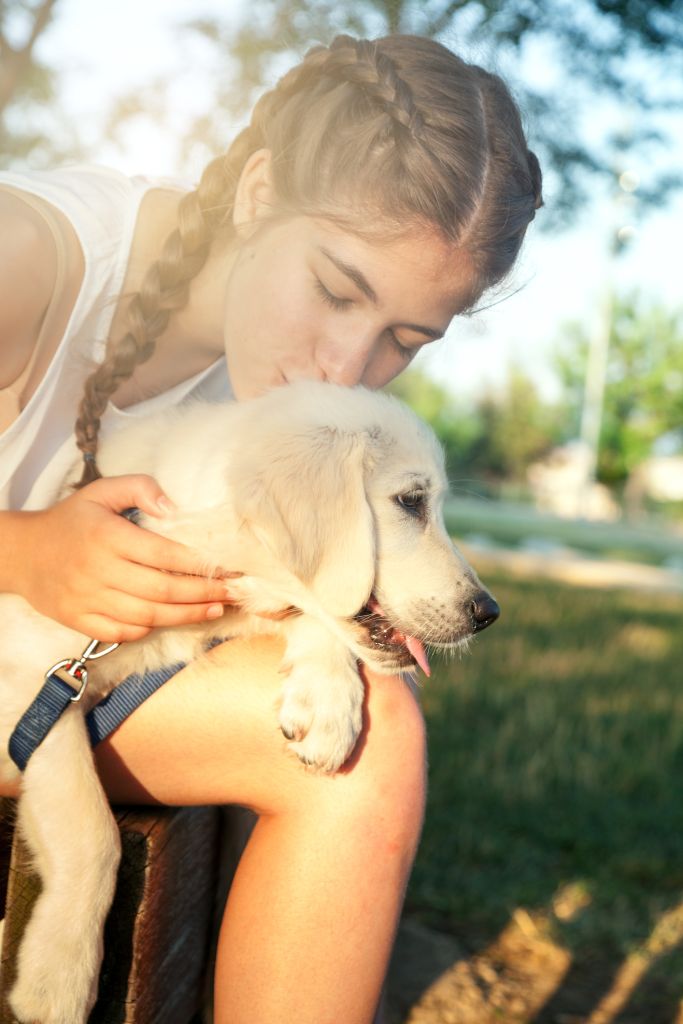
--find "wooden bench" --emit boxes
[0,799,244,1024]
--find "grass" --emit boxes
[406,569,683,1017]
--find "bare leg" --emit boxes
[4,636,427,1024]
[211,652,426,1024]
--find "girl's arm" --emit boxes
[0,188,57,389]
[1,192,230,639]
[0,479,231,641]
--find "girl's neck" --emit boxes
[109,187,235,408]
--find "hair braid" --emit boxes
[74,126,258,486]
[272,35,424,144]
[322,36,425,137]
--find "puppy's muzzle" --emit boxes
[470,592,500,632]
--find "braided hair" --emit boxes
[75,33,542,486]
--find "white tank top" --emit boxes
[0,164,231,511]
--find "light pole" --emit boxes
[577,167,639,517]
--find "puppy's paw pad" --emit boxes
[282,679,364,773]
[286,702,362,771]
[287,735,351,773]
[278,685,314,744]
[280,723,303,741]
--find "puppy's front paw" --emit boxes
[279,662,364,772]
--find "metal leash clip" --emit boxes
[45,639,120,703]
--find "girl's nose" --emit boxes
[316,334,376,387]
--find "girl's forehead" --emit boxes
[307,216,479,313]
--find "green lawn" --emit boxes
[407,569,683,1017]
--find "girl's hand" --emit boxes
[14,475,232,642]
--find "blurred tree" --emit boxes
[387,367,486,486]
[6,0,680,221]
[181,0,683,225]
[0,0,82,166]
[472,366,563,485]
[555,293,683,484]
[388,364,562,490]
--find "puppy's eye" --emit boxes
[396,491,426,515]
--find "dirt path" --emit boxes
[461,544,683,596]
[386,911,683,1024]
[386,915,569,1024]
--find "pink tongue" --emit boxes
[403,634,431,677]
[368,597,431,677]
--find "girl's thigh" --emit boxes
[91,635,427,819]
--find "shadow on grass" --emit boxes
[392,573,683,1023]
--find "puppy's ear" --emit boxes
[232,427,375,617]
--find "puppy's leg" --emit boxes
[279,617,365,772]
[9,707,121,1024]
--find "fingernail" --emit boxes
[157,496,176,514]
[207,604,224,620]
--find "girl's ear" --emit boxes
[233,148,277,238]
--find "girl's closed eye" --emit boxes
[315,275,422,359]
[387,331,415,359]
[314,277,353,312]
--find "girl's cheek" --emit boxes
[365,351,404,390]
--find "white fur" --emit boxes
[0,381,492,1022]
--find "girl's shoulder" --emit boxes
[0,173,85,412]
[0,164,187,262]
[0,188,60,373]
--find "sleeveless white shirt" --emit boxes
[0,165,231,511]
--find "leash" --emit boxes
[8,637,186,771]
[9,506,188,771]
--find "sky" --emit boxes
[25,0,683,405]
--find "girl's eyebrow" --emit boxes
[319,247,378,303]
[399,323,444,341]
[318,246,444,340]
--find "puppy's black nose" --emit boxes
[470,592,500,632]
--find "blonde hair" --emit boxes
[75,33,542,485]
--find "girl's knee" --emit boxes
[364,669,427,769]
[358,670,427,835]
[303,671,427,860]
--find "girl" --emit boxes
[0,33,542,1024]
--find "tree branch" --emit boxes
[0,0,58,115]
[425,0,472,39]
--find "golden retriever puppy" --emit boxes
[0,381,498,1024]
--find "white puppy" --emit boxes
[0,381,498,1024]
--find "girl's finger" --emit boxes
[77,615,153,644]
[91,589,227,632]
[110,521,229,579]
[81,474,176,519]
[104,561,234,606]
